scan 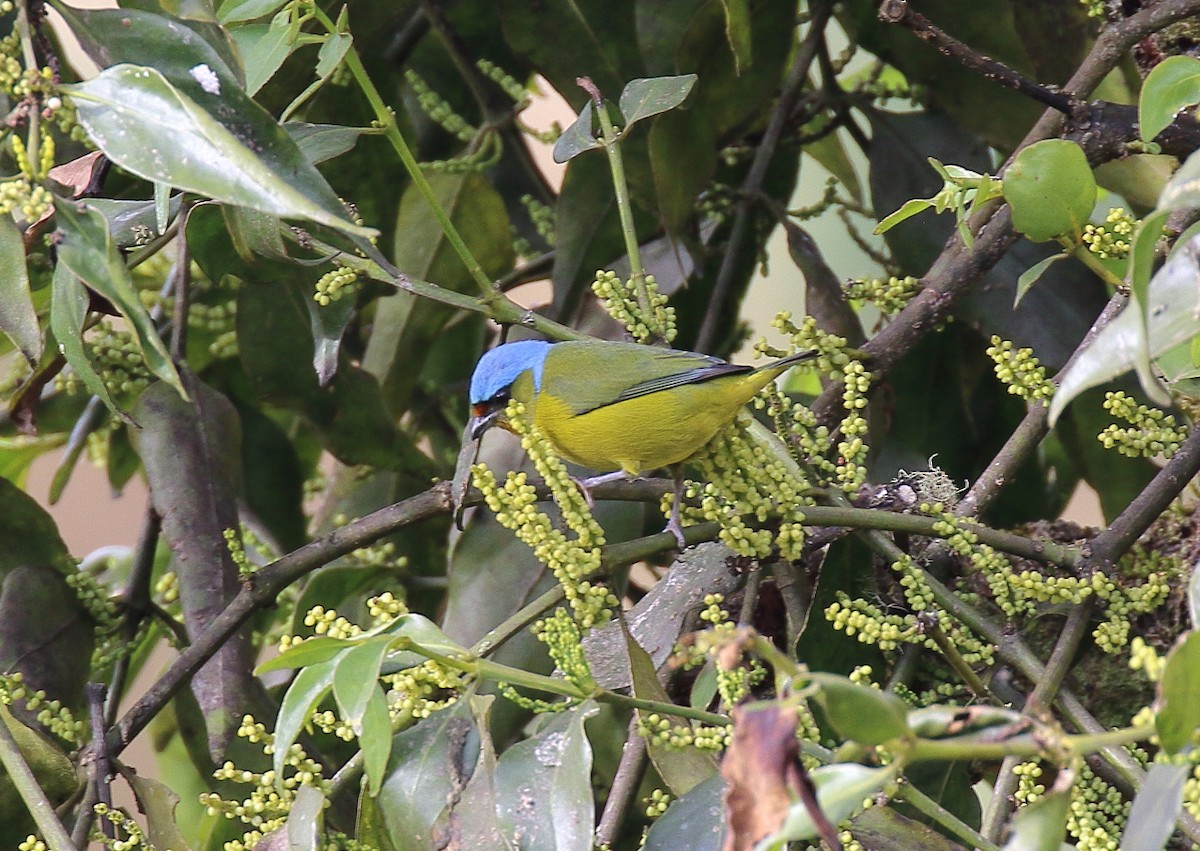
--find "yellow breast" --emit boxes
[530,373,775,474]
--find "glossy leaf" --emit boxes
[808,672,910,745]
[1139,56,1200,142]
[494,702,599,851]
[1048,233,1200,425]
[231,10,294,95]
[642,773,727,851]
[762,765,895,847]
[65,65,375,239]
[332,636,392,733]
[287,784,325,848]
[626,622,718,795]
[1119,762,1188,851]
[48,264,126,420]
[256,636,358,674]
[285,122,372,164]
[1158,146,1200,213]
[377,699,481,848]
[1190,562,1200,630]
[0,217,41,366]
[552,100,601,163]
[359,684,391,796]
[122,770,191,851]
[54,201,185,398]
[618,74,698,129]
[1156,631,1200,754]
[217,0,288,24]
[134,377,258,758]
[272,658,336,785]
[1003,140,1096,242]
[875,198,934,234]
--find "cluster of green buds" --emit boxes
[842,274,921,314]
[986,336,1054,405]
[386,658,466,726]
[199,715,328,851]
[1066,762,1128,850]
[0,671,86,743]
[681,415,811,560]
[638,712,731,751]
[1098,391,1186,458]
[54,321,153,401]
[313,266,361,306]
[591,269,677,343]
[1081,208,1136,259]
[0,127,53,221]
[88,804,148,851]
[520,193,556,246]
[425,129,502,174]
[476,59,530,108]
[644,788,672,818]
[405,69,476,142]
[472,400,616,629]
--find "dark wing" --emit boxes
[541,341,751,415]
[611,361,750,403]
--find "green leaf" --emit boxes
[134,377,258,757]
[1003,140,1096,242]
[552,100,601,164]
[1014,252,1068,307]
[1156,631,1200,754]
[1158,146,1200,214]
[618,74,698,129]
[626,622,718,795]
[1001,779,1071,851]
[719,0,751,72]
[763,765,895,847]
[287,784,325,849]
[122,769,192,851]
[332,636,391,733]
[285,122,371,164]
[377,699,481,848]
[0,217,41,366]
[875,198,935,235]
[1190,562,1200,630]
[49,265,127,421]
[642,773,726,851]
[272,658,336,786]
[808,673,910,745]
[494,702,599,851]
[54,201,186,399]
[1048,231,1198,425]
[360,684,391,797]
[64,65,376,239]
[256,636,357,674]
[1119,763,1188,851]
[217,0,288,24]
[1139,56,1200,142]
[230,10,294,95]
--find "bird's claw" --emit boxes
[663,515,688,549]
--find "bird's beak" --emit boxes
[470,408,502,440]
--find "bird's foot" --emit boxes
[662,514,688,550]
[572,470,631,508]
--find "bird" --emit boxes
[468,339,817,546]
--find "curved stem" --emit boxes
[0,706,76,850]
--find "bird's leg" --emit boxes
[662,463,687,549]
[573,470,632,508]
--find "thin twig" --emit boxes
[1089,426,1200,564]
[106,508,161,726]
[0,701,76,849]
[594,715,648,847]
[878,0,1080,115]
[85,683,115,840]
[696,0,833,351]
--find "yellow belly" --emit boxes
[532,380,757,474]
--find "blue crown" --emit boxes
[469,340,552,403]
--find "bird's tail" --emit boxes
[756,349,819,376]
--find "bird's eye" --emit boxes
[490,389,510,405]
